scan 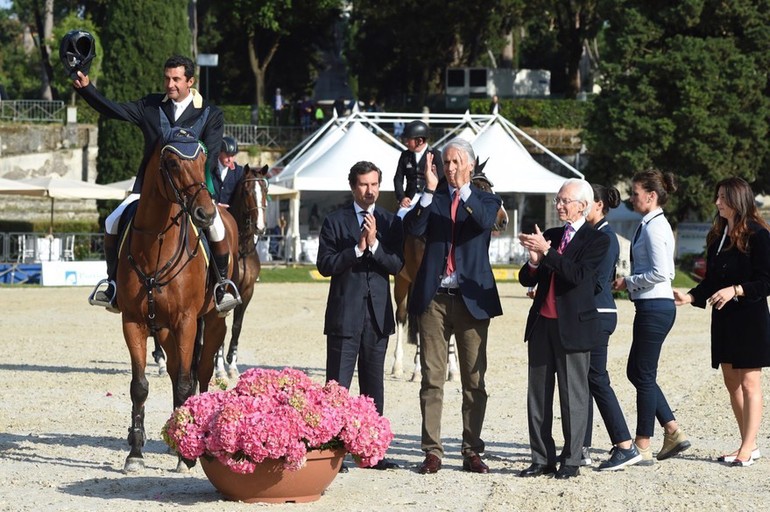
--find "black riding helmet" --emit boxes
[403,120,429,141]
[60,30,96,80]
[222,136,238,155]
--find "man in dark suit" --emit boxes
[405,138,503,475]
[316,161,404,470]
[212,136,245,207]
[73,55,238,315]
[518,178,610,480]
[393,120,444,217]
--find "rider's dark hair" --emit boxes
[164,55,195,80]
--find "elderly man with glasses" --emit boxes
[517,179,610,480]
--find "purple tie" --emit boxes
[558,224,574,254]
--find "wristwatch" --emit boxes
[423,188,435,194]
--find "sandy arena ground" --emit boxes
[2,282,770,511]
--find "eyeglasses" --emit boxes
[552,197,580,206]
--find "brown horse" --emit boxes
[390,167,508,381]
[117,121,238,473]
[214,164,269,381]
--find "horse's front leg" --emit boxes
[391,275,410,378]
[123,322,149,473]
[226,303,246,379]
[214,345,228,383]
[152,337,166,376]
[199,311,228,393]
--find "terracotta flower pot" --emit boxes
[199,448,346,503]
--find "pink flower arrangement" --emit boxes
[162,367,393,474]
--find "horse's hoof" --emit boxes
[447,371,460,382]
[156,358,167,377]
[390,367,403,378]
[410,372,420,383]
[215,369,227,381]
[227,367,239,379]
[123,457,145,473]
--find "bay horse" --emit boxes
[117,115,239,473]
[213,164,269,382]
[390,164,508,382]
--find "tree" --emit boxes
[95,0,190,187]
[347,0,522,109]
[228,0,343,106]
[583,0,770,222]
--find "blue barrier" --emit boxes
[0,264,42,284]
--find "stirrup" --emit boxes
[88,279,120,314]
[214,279,242,316]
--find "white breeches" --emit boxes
[206,200,226,242]
[105,194,225,242]
[396,192,421,219]
[105,194,140,235]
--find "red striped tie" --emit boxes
[445,191,461,275]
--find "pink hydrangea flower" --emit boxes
[162,367,393,473]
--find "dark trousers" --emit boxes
[626,298,677,437]
[527,317,590,466]
[419,293,488,458]
[585,313,632,446]
[326,300,388,415]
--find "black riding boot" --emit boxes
[91,233,119,312]
[212,252,240,316]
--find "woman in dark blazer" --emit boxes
[674,177,770,467]
[583,184,641,471]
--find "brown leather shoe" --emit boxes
[462,453,490,474]
[418,453,442,474]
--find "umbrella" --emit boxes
[0,177,46,194]
[105,177,137,198]
[6,175,126,233]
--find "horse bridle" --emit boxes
[159,141,210,217]
[240,176,269,236]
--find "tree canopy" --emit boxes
[583,0,770,221]
[95,0,190,186]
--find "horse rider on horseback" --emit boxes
[211,136,245,207]
[64,36,240,315]
[393,120,445,218]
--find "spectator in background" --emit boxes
[314,103,325,128]
[301,96,313,131]
[333,96,346,117]
[489,95,500,115]
[273,87,284,125]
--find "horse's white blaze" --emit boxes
[253,182,266,233]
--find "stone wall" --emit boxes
[0,123,100,226]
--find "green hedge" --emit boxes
[0,219,100,233]
[469,98,589,129]
[219,104,275,125]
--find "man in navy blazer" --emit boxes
[316,161,404,470]
[405,138,503,475]
[518,178,610,480]
[73,55,239,315]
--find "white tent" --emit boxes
[468,121,567,194]
[272,121,401,191]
